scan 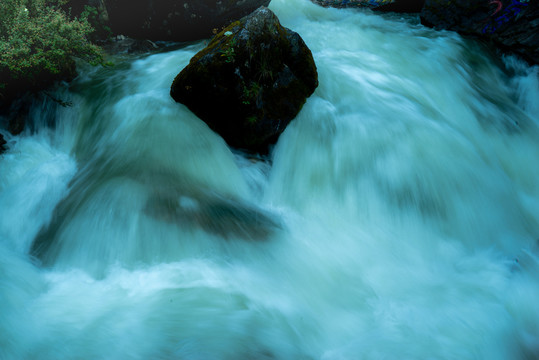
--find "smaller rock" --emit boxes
[0,134,6,154]
[103,36,160,55]
[0,94,32,136]
[170,7,318,152]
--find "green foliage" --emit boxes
[80,4,111,41]
[220,36,237,63]
[241,82,260,105]
[246,116,258,125]
[0,0,103,101]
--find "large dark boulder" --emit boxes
[170,7,318,152]
[105,0,271,41]
[310,0,425,13]
[421,0,539,64]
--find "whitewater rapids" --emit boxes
[1,0,539,358]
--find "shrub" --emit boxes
[79,4,112,41]
[0,0,103,103]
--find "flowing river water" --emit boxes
[1,0,539,358]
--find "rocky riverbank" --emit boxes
[310,0,538,64]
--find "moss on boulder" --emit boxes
[170,7,318,152]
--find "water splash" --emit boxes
[1,1,538,359]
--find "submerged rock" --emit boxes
[170,7,318,152]
[105,0,270,41]
[145,190,280,240]
[31,169,280,266]
[421,0,539,64]
[310,0,425,12]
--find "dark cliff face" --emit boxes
[170,7,318,153]
[105,0,271,41]
[421,0,539,64]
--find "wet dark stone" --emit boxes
[170,7,318,153]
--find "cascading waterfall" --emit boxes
[1,0,539,358]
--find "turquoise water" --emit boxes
[1,1,539,358]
